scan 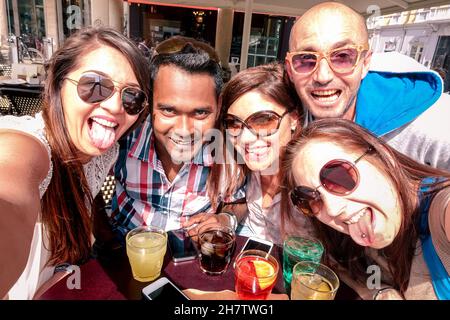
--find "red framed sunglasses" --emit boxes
[289,148,373,216]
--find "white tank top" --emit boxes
[237,172,315,245]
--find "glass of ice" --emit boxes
[197,223,235,275]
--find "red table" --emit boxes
[38,235,358,300]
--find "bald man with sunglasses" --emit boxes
[286,2,450,171]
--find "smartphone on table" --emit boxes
[142,277,189,301]
[167,229,199,263]
[241,237,274,254]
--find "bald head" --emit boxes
[290,2,368,51]
[284,2,373,121]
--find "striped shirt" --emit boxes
[109,116,243,235]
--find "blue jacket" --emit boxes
[356,52,443,137]
[353,52,450,170]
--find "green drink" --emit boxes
[282,236,324,294]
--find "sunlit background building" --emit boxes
[0,0,449,90]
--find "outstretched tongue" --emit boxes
[348,208,374,247]
[89,120,116,150]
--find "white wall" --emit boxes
[44,0,59,54]
[373,28,404,53]
[215,7,234,68]
[91,0,123,31]
[370,21,450,66]
[401,28,430,53]
[0,0,8,46]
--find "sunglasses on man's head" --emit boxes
[286,45,369,75]
[223,110,290,138]
[154,40,220,64]
[289,148,373,216]
[65,72,148,115]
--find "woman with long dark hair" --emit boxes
[0,27,150,299]
[283,118,450,299]
[208,62,314,244]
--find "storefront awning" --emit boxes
[126,0,450,17]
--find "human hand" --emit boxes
[181,213,228,238]
[373,287,403,300]
[183,289,238,300]
[183,289,289,300]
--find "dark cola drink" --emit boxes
[199,227,235,275]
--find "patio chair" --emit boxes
[8,95,43,116]
[0,64,12,77]
[0,96,10,115]
[0,95,43,116]
[0,85,43,116]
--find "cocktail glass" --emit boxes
[283,236,324,294]
[198,223,236,275]
[126,225,167,282]
[234,249,279,300]
[290,261,340,300]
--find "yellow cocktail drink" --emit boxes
[126,226,167,282]
[291,272,335,300]
[290,261,339,300]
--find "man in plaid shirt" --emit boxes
[108,37,245,238]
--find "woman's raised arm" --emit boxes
[0,131,50,298]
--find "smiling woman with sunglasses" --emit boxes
[0,27,149,299]
[208,62,315,245]
[282,118,450,300]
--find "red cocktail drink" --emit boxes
[234,250,278,300]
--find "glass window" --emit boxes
[60,0,91,40]
[431,36,450,92]
[255,55,265,66]
[247,55,255,68]
[246,16,283,68]
[6,0,46,63]
[409,45,418,59]
[409,43,424,62]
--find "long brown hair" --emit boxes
[41,27,150,265]
[282,118,450,294]
[208,61,302,209]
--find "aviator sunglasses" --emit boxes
[286,45,369,75]
[223,110,290,138]
[65,72,148,115]
[289,147,373,216]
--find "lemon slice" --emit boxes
[310,281,333,300]
[313,281,331,292]
[252,260,276,290]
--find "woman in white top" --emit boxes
[208,62,314,244]
[0,27,150,299]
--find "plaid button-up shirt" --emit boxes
[109,116,243,235]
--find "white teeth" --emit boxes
[170,137,193,145]
[344,209,366,225]
[311,90,340,102]
[91,117,117,128]
[311,89,339,96]
[247,146,269,153]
